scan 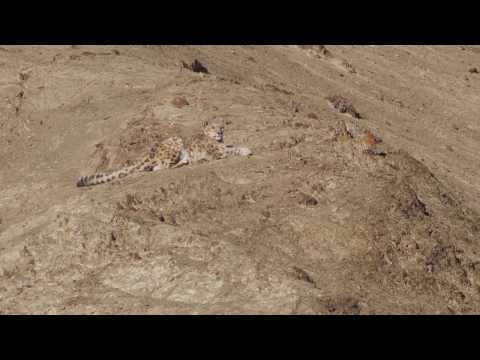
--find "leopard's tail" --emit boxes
[76,161,147,187]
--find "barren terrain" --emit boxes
[1,45,480,314]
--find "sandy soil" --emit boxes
[1,45,480,314]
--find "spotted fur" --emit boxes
[77,121,252,187]
[174,121,252,167]
[77,136,186,187]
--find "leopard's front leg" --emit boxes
[225,144,252,157]
[172,149,191,168]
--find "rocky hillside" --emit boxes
[1,45,480,314]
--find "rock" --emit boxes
[171,96,189,108]
[182,59,209,74]
[298,193,319,207]
[326,95,362,119]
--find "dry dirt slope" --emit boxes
[0,45,480,314]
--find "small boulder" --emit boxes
[326,95,362,119]
[182,59,209,74]
[171,96,189,108]
[298,193,319,207]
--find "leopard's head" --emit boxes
[202,120,224,142]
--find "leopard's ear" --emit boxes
[202,120,209,128]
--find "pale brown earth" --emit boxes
[1,45,480,314]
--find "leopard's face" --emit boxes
[203,121,224,142]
